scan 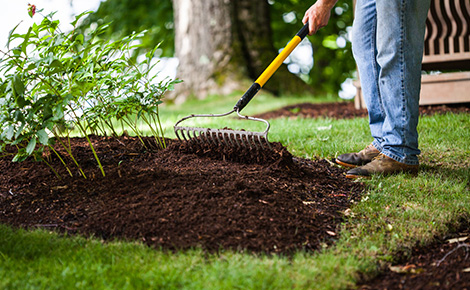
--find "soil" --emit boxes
[1,101,469,288]
[253,101,470,119]
[0,136,363,254]
[358,226,470,290]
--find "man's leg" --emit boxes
[374,0,431,165]
[335,0,381,168]
[346,0,431,178]
[351,0,384,147]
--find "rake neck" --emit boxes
[233,22,309,112]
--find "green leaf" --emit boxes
[43,103,53,120]
[6,126,14,140]
[12,75,25,97]
[71,11,93,27]
[37,129,49,145]
[26,63,37,70]
[21,27,33,54]
[7,22,21,49]
[48,59,64,75]
[26,137,37,155]
[74,34,84,45]
[53,106,64,120]
[12,151,29,162]
[13,110,25,122]
[50,59,63,68]
[15,95,27,107]
[15,122,26,139]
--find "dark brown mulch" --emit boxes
[254,101,470,119]
[0,136,362,254]
[358,227,470,290]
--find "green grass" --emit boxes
[1,93,469,289]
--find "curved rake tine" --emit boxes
[246,134,253,150]
[257,135,264,149]
[195,130,203,144]
[207,131,216,146]
[203,132,211,145]
[177,129,183,141]
[231,132,239,148]
[213,131,221,146]
[180,129,189,141]
[221,132,227,146]
[192,130,200,144]
[239,133,248,148]
[266,137,272,149]
[251,135,259,150]
[189,130,197,142]
[221,132,229,146]
[246,134,254,150]
[209,131,216,145]
[224,132,231,147]
[238,133,244,148]
[185,129,192,142]
[247,134,253,149]
[206,131,213,144]
[229,132,237,147]
[209,131,217,146]
[244,134,250,149]
[201,131,209,144]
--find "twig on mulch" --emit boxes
[436,243,470,267]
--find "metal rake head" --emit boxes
[174,110,271,150]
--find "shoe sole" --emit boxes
[335,159,359,168]
[345,173,370,179]
[346,169,419,179]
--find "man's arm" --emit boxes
[302,0,339,35]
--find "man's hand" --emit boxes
[302,0,338,35]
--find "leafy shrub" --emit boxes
[0,8,179,178]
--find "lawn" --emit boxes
[1,92,469,289]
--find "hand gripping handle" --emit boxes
[234,22,310,112]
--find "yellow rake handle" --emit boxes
[234,22,310,112]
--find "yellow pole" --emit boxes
[255,35,302,87]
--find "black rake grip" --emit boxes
[234,83,261,112]
[297,22,310,39]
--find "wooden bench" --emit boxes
[354,0,470,109]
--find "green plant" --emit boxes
[0,7,179,178]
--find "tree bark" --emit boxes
[171,0,312,102]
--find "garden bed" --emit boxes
[1,101,469,288]
[253,101,470,120]
[0,136,362,254]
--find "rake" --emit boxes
[174,22,310,149]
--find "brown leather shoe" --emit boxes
[345,154,419,179]
[335,144,380,168]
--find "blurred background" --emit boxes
[1,0,357,102]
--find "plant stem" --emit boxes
[48,144,74,178]
[67,106,105,177]
[39,153,62,179]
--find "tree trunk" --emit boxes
[171,0,312,102]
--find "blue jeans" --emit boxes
[352,0,431,165]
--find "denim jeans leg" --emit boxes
[351,0,384,152]
[375,0,430,165]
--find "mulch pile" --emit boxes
[254,101,470,119]
[1,101,469,288]
[0,136,362,254]
[358,226,470,290]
